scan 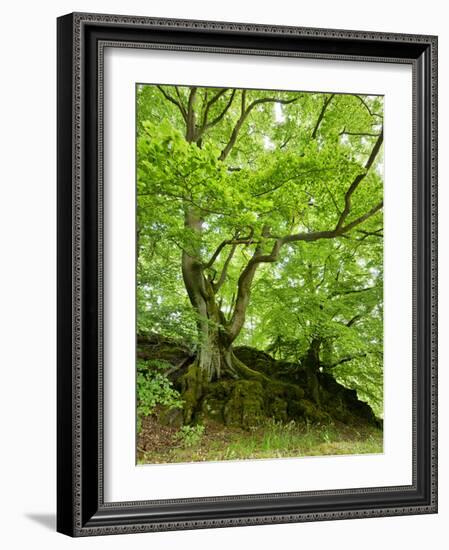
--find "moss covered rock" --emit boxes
[319,372,378,425]
[269,397,289,422]
[223,380,266,428]
[194,375,335,427]
[137,333,191,365]
[233,346,277,376]
[140,336,381,429]
[199,380,233,423]
[179,362,208,424]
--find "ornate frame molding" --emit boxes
[57,12,437,537]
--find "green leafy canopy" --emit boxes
[136,84,384,415]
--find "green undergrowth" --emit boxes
[137,418,383,464]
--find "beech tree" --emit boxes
[137,85,383,395]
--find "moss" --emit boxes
[199,397,224,423]
[176,346,379,429]
[137,334,191,365]
[324,394,351,423]
[223,380,266,429]
[206,380,234,400]
[269,397,288,422]
[179,362,208,424]
[267,380,288,397]
[319,373,378,426]
[198,380,233,423]
[282,383,305,402]
[231,355,272,384]
[233,346,277,376]
[291,399,331,423]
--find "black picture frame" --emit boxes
[57,12,438,537]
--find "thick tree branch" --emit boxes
[228,255,260,341]
[228,233,286,341]
[311,94,335,139]
[203,90,236,132]
[247,96,298,110]
[337,200,384,234]
[174,87,188,119]
[227,194,383,340]
[201,89,229,126]
[156,86,187,121]
[252,238,284,264]
[356,227,383,240]
[213,243,238,294]
[219,92,298,161]
[219,90,247,161]
[281,200,383,244]
[335,129,383,230]
[257,197,383,246]
[355,95,383,119]
[205,240,230,269]
[204,230,255,269]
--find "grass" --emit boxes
[137,417,383,464]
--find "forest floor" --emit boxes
[137,414,383,464]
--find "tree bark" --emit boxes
[181,208,238,383]
[304,338,322,404]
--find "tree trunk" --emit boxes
[304,338,322,404]
[193,298,236,382]
[180,208,268,424]
[181,209,237,380]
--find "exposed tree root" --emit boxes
[139,338,380,430]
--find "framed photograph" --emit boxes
[57,12,438,536]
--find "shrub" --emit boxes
[174,424,205,448]
[137,359,184,432]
